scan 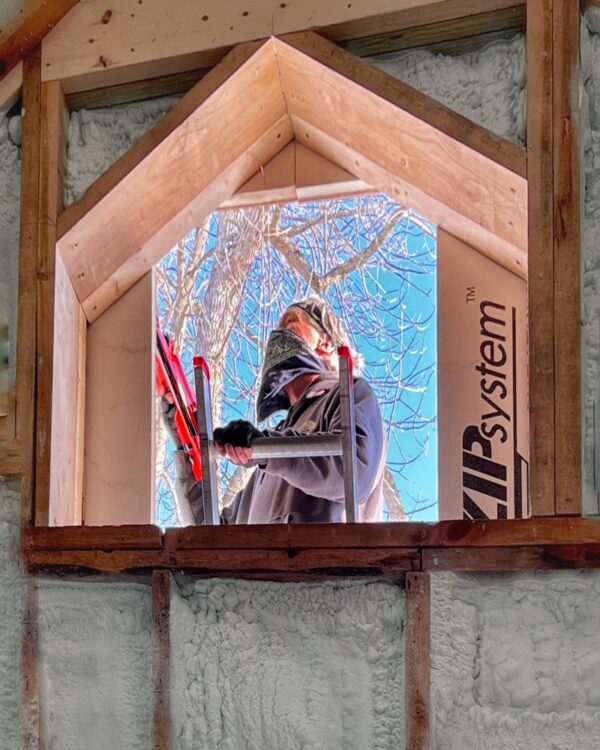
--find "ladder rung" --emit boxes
[210,435,342,460]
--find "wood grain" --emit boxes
[405,573,431,749]
[16,46,42,526]
[527,0,555,516]
[152,571,171,750]
[552,0,581,514]
[0,0,79,80]
[58,40,290,318]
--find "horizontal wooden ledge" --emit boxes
[25,517,600,554]
[26,547,421,576]
[423,544,600,571]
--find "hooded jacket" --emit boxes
[171,372,385,524]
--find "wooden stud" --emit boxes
[552,0,581,514]
[21,581,42,750]
[527,0,555,516]
[16,46,42,526]
[0,0,79,81]
[405,573,431,750]
[152,571,171,750]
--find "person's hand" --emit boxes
[213,420,262,466]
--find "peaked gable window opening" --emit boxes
[155,194,438,527]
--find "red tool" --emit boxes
[155,324,202,481]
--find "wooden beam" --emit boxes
[275,33,527,263]
[41,0,524,93]
[0,60,22,113]
[26,517,600,553]
[25,524,163,550]
[152,571,171,750]
[423,544,600,570]
[552,0,581,514]
[35,78,83,526]
[21,581,41,749]
[527,0,554,516]
[81,112,293,323]
[339,4,525,57]
[405,573,430,750]
[291,116,527,277]
[16,46,42,525]
[65,67,209,111]
[0,0,79,80]
[57,40,291,320]
[527,0,582,516]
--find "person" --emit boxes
[162,298,386,524]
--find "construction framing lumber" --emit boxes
[16,47,42,526]
[0,61,22,113]
[527,0,581,516]
[405,573,430,750]
[152,571,171,750]
[552,0,581,513]
[339,4,525,57]
[35,78,87,527]
[40,0,523,93]
[21,581,41,749]
[0,0,79,81]
[23,518,600,576]
[58,33,526,324]
[57,40,291,321]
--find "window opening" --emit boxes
[155,194,438,526]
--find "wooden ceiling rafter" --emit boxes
[0,0,79,80]
[56,32,527,324]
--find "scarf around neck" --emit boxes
[256,328,328,421]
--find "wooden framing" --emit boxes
[152,571,171,750]
[405,573,430,750]
[57,32,526,329]
[0,0,79,80]
[527,0,581,516]
[23,518,600,575]
[39,0,524,93]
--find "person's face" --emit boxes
[278,308,322,350]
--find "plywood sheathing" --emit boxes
[222,141,372,208]
[57,33,526,325]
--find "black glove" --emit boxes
[213,420,263,448]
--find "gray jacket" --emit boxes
[171,373,385,524]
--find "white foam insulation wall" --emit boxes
[582,8,600,515]
[0,478,22,749]
[37,579,153,749]
[431,571,600,750]
[170,578,404,749]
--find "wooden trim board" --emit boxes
[57,40,291,320]
[39,0,523,93]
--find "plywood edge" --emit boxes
[274,31,527,179]
[57,38,271,244]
